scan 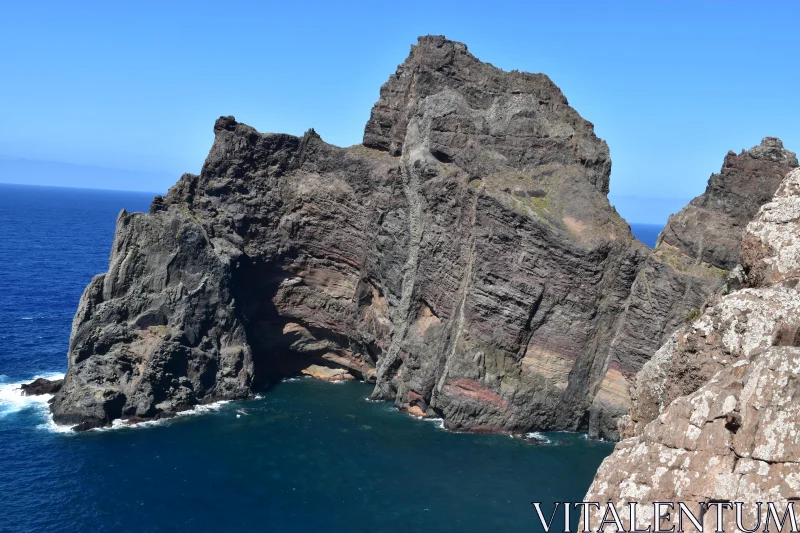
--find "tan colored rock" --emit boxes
[625,285,800,436]
[300,364,355,382]
[406,405,426,417]
[742,168,800,288]
[587,347,800,532]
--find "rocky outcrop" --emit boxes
[20,377,63,396]
[300,365,355,382]
[661,137,798,270]
[51,208,253,430]
[586,167,800,524]
[587,139,797,439]
[52,36,649,432]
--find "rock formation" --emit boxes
[52,35,651,431]
[587,138,797,439]
[48,33,799,454]
[585,167,800,527]
[20,377,63,396]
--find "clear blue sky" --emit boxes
[1,1,798,223]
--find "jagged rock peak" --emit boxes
[51,36,644,432]
[363,35,611,194]
[743,136,798,166]
[214,115,238,134]
[658,136,798,270]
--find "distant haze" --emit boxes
[0,159,169,195]
[2,1,798,224]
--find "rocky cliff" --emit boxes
[587,138,797,439]
[585,167,800,527]
[52,35,652,431]
[48,36,797,447]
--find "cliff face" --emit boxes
[585,167,800,527]
[52,36,649,431]
[587,139,797,439]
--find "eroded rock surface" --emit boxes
[586,166,800,520]
[588,139,797,439]
[51,209,253,430]
[52,36,649,432]
[742,168,800,288]
[20,377,63,396]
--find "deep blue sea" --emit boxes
[0,184,617,533]
[630,223,663,248]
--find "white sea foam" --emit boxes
[422,417,445,430]
[525,432,552,444]
[0,371,232,434]
[38,416,74,434]
[0,372,65,419]
[83,400,233,433]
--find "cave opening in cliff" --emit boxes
[231,256,314,389]
[230,255,370,390]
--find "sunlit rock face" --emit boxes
[586,166,800,528]
[588,138,797,440]
[52,36,649,432]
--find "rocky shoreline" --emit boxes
[38,35,800,504]
[51,35,649,434]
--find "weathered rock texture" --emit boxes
[586,167,800,526]
[20,377,63,396]
[52,36,650,432]
[587,139,797,439]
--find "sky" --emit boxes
[1,1,798,224]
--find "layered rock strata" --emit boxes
[52,36,649,431]
[585,168,800,526]
[587,139,797,439]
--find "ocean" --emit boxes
[629,223,662,248]
[0,184,621,532]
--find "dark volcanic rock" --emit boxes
[660,137,798,270]
[20,377,63,396]
[587,138,797,440]
[53,35,647,431]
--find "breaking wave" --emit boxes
[0,373,232,434]
[0,372,65,420]
[422,417,445,430]
[525,432,552,444]
[47,400,234,434]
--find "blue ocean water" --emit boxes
[630,223,664,248]
[0,184,614,533]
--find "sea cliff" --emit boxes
[586,166,800,528]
